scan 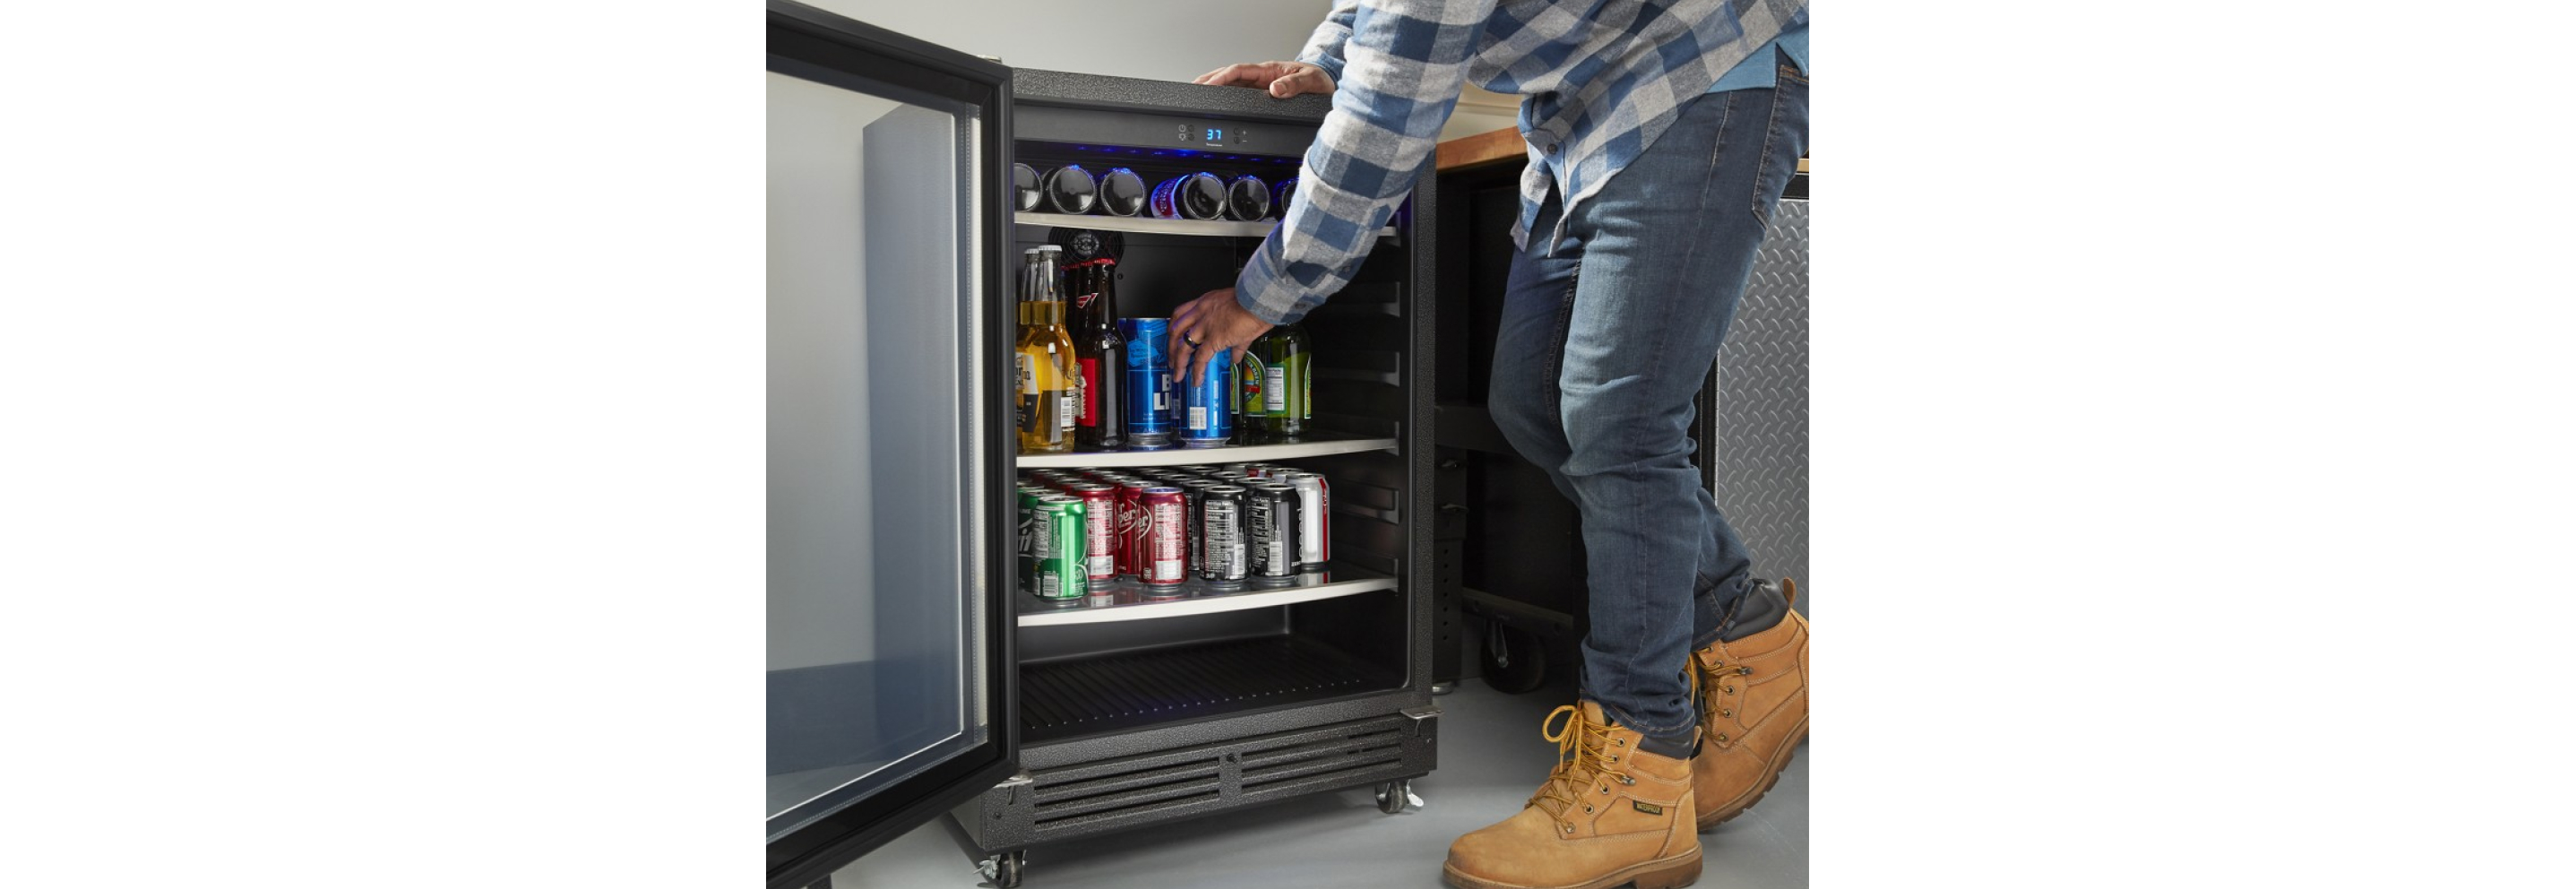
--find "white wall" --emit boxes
[767,72,894,672]
[807,0,1521,141]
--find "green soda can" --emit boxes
[1031,495,1090,600]
[1017,487,1051,594]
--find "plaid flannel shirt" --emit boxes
[1234,0,1806,324]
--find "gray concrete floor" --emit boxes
[830,676,1808,888]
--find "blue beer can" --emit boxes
[1120,318,1175,450]
[1181,347,1234,448]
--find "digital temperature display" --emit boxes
[1204,127,1224,142]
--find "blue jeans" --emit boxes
[1488,60,1808,742]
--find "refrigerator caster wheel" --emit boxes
[980,850,1024,889]
[1375,779,1414,814]
[1431,681,1457,696]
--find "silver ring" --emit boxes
[1186,335,1203,346]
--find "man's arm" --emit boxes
[1295,0,1364,82]
[1236,0,1497,324]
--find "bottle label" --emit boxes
[1239,353,1268,418]
[1265,365,1287,413]
[1078,358,1099,426]
[1059,389,1077,432]
[1018,353,1035,395]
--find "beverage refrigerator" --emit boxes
[765,4,1441,887]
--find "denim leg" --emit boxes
[1489,194,1581,502]
[1555,69,1810,739]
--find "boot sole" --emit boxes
[1694,715,1808,832]
[1442,847,1702,889]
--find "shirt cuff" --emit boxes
[1295,52,1345,82]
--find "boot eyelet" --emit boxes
[1598,785,1609,794]
[1607,755,1618,763]
[1720,709,1732,719]
[1582,804,1592,814]
[1618,775,1635,785]
[1717,733,1729,743]
[1738,667,1753,676]
[1722,686,1735,695]
[1562,824,1573,834]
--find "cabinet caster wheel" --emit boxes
[980,850,1024,889]
[1375,779,1414,815]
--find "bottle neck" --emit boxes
[1023,300,1065,327]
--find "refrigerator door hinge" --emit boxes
[1401,704,1442,722]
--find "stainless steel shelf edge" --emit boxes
[1014,211,1395,239]
[1015,435,1397,468]
[1018,564,1397,626]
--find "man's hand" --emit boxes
[1193,61,1336,99]
[1169,288,1274,388]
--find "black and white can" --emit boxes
[1245,482,1302,583]
[1201,484,1250,584]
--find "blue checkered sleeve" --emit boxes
[1236,0,1497,324]
[1295,1,1362,82]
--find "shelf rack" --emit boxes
[1014,211,1396,239]
[1018,562,1396,627]
[1015,433,1396,469]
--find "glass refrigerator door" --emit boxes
[766,4,1014,885]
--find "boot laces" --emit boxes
[1529,704,1631,822]
[1690,650,1748,723]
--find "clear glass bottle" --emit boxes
[1016,247,1080,453]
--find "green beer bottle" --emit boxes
[1251,323,1312,443]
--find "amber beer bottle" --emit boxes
[1071,258,1127,451]
[1015,247,1079,453]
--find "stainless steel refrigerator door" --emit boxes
[766,4,1015,885]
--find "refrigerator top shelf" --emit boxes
[1014,211,1396,239]
[1016,433,1398,469]
[1018,562,1395,627]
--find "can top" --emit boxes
[1063,482,1115,492]
[1144,486,1183,495]
[1036,494,1081,505]
[1204,484,1248,495]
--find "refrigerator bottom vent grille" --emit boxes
[1019,635,1400,743]
[1030,724,1411,829]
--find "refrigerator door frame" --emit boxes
[765,3,1018,886]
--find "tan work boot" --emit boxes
[1689,578,1810,831]
[1443,701,1702,889]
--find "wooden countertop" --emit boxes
[1435,126,1808,174]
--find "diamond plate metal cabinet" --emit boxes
[1711,198,1810,608]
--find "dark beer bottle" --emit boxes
[1072,258,1127,450]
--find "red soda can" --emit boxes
[1118,480,1154,577]
[1142,486,1187,585]
[1064,483,1120,581]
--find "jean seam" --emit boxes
[1751,67,1805,226]
[1541,263,1580,393]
